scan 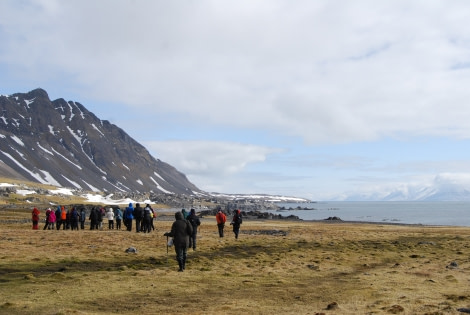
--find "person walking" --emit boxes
[215,208,226,238]
[150,207,156,231]
[98,207,105,230]
[134,203,144,233]
[89,207,98,230]
[115,207,122,230]
[55,206,62,230]
[142,204,152,233]
[79,207,86,230]
[43,208,53,230]
[124,203,134,231]
[187,209,201,250]
[230,209,243,239]
[48,208,56,230]
[70,207,79,230]
[164,211,193,272]
[32,207,40,230]
[181,208,188,219]
[106,208,115,230]
[60,206,67,230]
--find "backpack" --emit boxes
[188,216,195,226]
[236,214,243,225]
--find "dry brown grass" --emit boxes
[1,209,470,314]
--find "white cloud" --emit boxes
[146,140,279,175]
[145,140,280,191]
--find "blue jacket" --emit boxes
[125,203,134,220]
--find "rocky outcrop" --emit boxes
[197,208,300,220]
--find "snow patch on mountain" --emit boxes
[38,143,54,155]
[61,175,82,189]
[91,123,104,136]
[24,98,35,107]
[149,176,173,194]
[51,148,82,169]
[153,171,166,182]
[82,180,100,192]
[10,135,24,146]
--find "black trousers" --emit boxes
[217,223,225,237]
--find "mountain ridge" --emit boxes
[0,88,200,195]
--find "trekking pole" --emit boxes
[166,235,169,266]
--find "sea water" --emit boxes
[267,201,470,226]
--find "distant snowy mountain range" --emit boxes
[0,88,200,194]
[334,174,470,201]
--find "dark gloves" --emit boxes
[163,232,170,236]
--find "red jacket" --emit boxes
[216,211,226,224]
[32,208,40,221]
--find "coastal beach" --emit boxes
[1,209,469,314]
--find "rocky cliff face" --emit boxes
[0,88,201,194]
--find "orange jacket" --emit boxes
[216,211,226,224]
[61,206,67,220]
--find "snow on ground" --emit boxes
[0,183,16,187]
[16,189,36,195]
[1,181,150,205]
[82,193,151,205]
[49,188,74,195]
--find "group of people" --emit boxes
[32,204,244,273]
[121,203,156,233]
[214,208,243,239]
[164,207,243,272]
[32,206,88,230]
[88,206,123,230]
[31,203,157,232]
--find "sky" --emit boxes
[1,0,470,200]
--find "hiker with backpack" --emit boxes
[163,211,193,272]
[89,207,99,230]
[31,207,40,230]
[79,207,86,230]
[60,206,67,230]
[186,208,201,250]
[134,203,144,233]
[43,208,53,230]
[47,208,56,230]
[106,208,115,230]
[230,209,243,239]
[70,207,79,230]
[215,208,226,238]
[142,204,153,233]
[55,206,62,230]
[124,203,134,231]
[115,207,122,230]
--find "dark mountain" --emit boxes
[0,88,201,194]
